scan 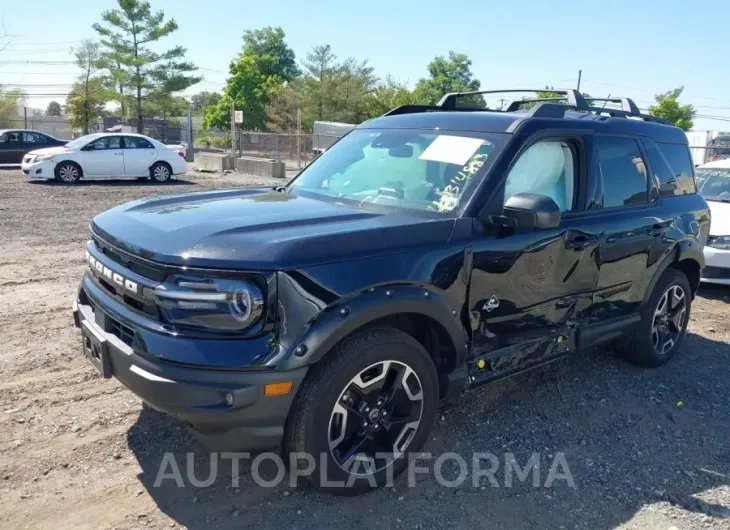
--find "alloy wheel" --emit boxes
[328,360,423,475]
[59,164,79,182]
[651,284,687,355]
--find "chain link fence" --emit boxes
[236,131,343,170]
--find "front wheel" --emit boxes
[150,162,172,183]
[284,327,439,494]
[54,162,81,183]
[620,268,691,367]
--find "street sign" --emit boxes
[234,110,243,124]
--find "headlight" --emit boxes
[154,275,264,332]
[36,154,55,162]
[708,235,730,250]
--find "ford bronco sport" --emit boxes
[73,89,710,493]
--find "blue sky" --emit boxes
[2,0,729,129]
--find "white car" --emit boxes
[696,159,730,285]
[21,133,187,183]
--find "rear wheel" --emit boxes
[150,162,171,183]
[284,327,439,494]
[54,161,81,183]
[620,268,691,367]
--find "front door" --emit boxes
[122,135,157,176]
[468,135,600,379]
[82,135,125,176]
[0,131,25,164]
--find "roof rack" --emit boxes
[382,88,669,125]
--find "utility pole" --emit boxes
[577,69,582,92]
[24,106,27,129]
[297,108,301,170]
[230,101,236,154]
[186,107,194,162]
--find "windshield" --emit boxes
[65,134,101,149]
[697,167,730,202]
[288,128,504,214]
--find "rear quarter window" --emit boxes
[649,143,697,196]
[595,136,649,208]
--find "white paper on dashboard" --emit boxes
[418,135,484,166]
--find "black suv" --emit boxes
[73,89,710,493]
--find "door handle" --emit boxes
[565,234,598,250]
[647,223,668,237]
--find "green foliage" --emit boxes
[93,0,200,132]
[0,89,24,127]
[204,27,297,131]
[413,51,484,107]
[203,55,280,130]
[267,85,301,132]
[190,91,221,114]
[65,78,108,131]
[46,101,63,117]
[297,44,378,130]
[367,76,417,116]
[242,27,299,81]
[649,87,695,131]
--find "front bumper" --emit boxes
[22,159,55,179]
[73,278,308,451]
[701,246,730,286]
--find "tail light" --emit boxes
[178,151,185,158]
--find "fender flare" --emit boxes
[279,284,469,371]
[642,240,704,307]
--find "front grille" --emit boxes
[702,266,730,280]
[92,236,168,282]
[80,289,136,347]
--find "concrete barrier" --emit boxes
[195,152,235,172]
[236,157,286,179]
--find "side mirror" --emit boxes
[501,192,561,230]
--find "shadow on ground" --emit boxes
[127,332,730,529]
[29,178,197,187]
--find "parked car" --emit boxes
[21,132,187,183]
[696,159,730,285]
[0,129,66,166]
[73,89,709,494]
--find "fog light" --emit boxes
[264,382,293,396]
[35,169,42,174]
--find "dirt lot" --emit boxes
[1,168,729,530]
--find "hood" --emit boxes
[28,146,69,157]
[91,188,455,270]
[707,199,730,236]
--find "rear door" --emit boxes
[122,136,157,176]
[588,135,661,322]
[82,136,125,177]
[468,133,600,371]
[22,132,49,160]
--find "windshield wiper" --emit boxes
[705,197,730,203]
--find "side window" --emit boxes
[23,132,45,144]
[125,136,154,149]
[596,137,648,208]
[3,132,22,143]
[107,136,122,149]
[87,137,108,150]
[656,143,696,196]
[504,140,576,212]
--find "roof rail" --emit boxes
[437,89,589,111]
[380,88,670,125]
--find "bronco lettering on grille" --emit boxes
[86,251,138,294]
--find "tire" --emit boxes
[54,161,81,183]
[150,162,172,183]
[620,268,691,367]
[284,326,439,495]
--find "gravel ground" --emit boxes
[0,166,729,530]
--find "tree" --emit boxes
[203,54,279,130]
[46,101,63,117]
[93,0,200,133]
[0,89,24,127]
[649,87,695,131]
[242,27,298,81]
[367,76,417,116]
[298,44,339,126]
[266,85,301,132]
[413,51,484,107]
[331,58,377,123]
[204,27,297,131]
[69,40,108,134]
[65,78,108,131]
[190,91,221,114]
